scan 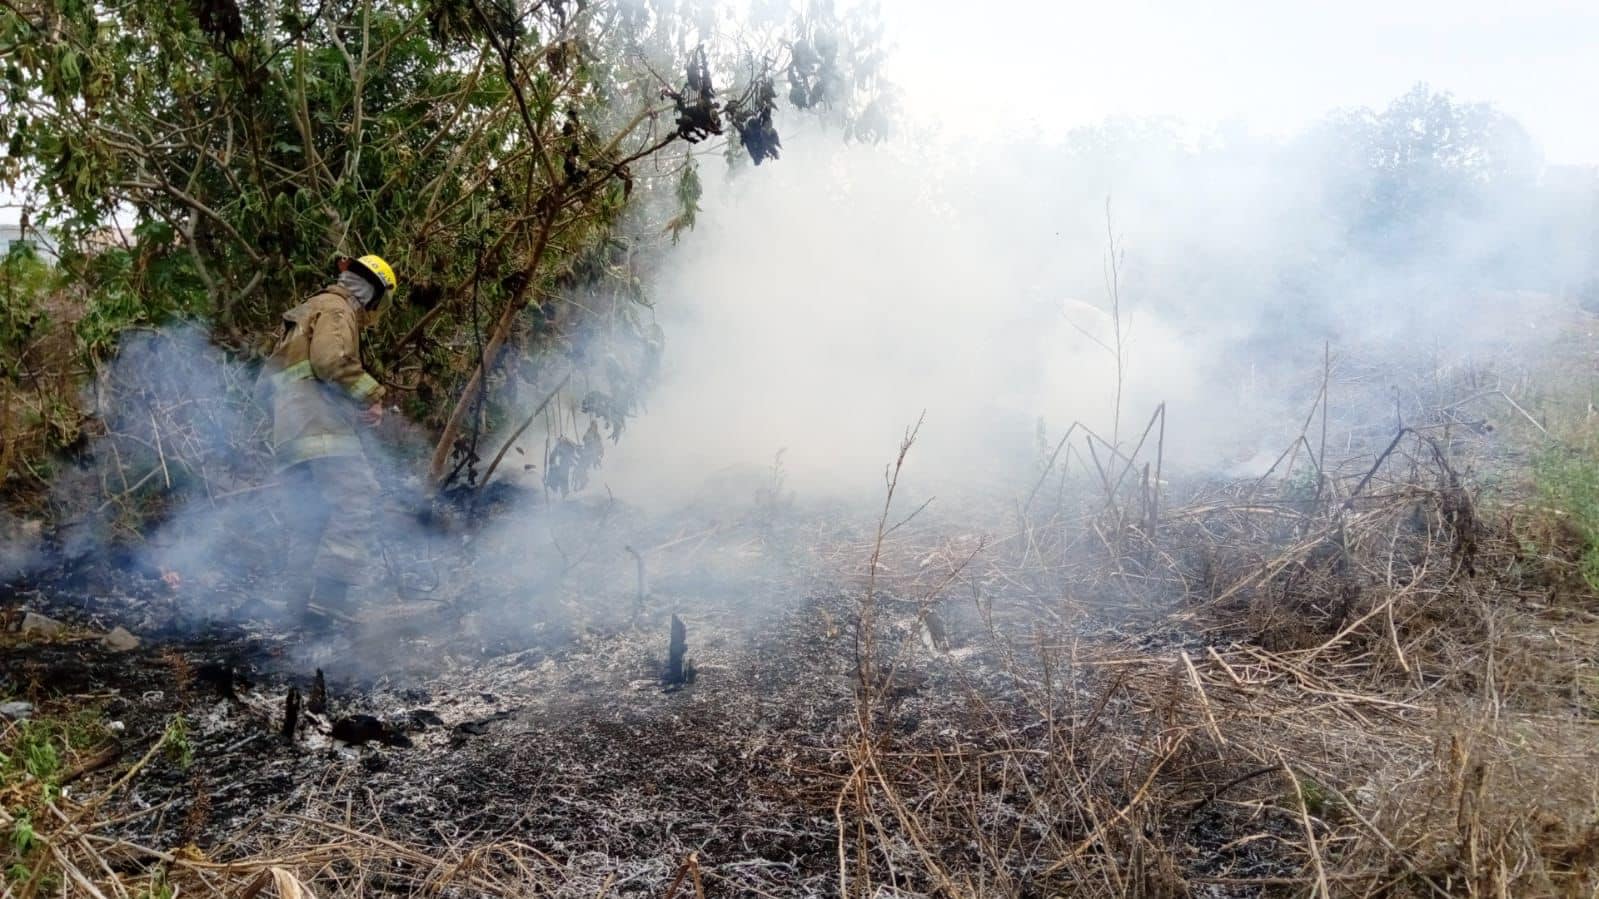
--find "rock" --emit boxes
[101,627,141,652]
[0,701,33,721]
[20,612,66,637]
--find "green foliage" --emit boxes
[1285,465,1320,503]
[8,811,33,855]
[5,862,30,884]
[0,243,53,373]
[1534,443,1599,591]
[0,707,110,786]
[2,815,59,894]
[159,715,193,769]
[1051,85,1549,336]
[1292,772,1346,822]
[65,705,109,751]
[20,735,57,785]
[138,872,175,899]
[1,722,62,786]
[0,704,115,896]
[667,158,703,244]
[2,0,892,493]
[1315,83,1541,262]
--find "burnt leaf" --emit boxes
[727,78,781,165]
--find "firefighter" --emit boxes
[259,254,397,631]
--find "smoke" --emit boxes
[596,129,1202,507]
[602,133,1099,505]
[3,325,448,653]
[598,94,1592,505]
[6,52,1594,669]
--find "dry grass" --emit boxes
[8,337,1599,897]
[0,740,594,898]
[821,378,1599,897]
[7,447,1597,899]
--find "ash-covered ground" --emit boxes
[10,310,1599,897]
[2,484,1310,897]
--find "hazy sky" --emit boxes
[4,0,1595,227]
[880,0,1599,165]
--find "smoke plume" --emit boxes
[601,96,1587,506]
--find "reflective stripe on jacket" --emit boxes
[257,284,385,469]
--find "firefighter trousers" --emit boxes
[280,455,383,592]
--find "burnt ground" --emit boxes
[1,589,858,894]
[1,490,1314,898]
[19,426,1599,899]
[8,300,1599,897]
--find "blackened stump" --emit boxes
[194,663,238,702]
[282,687,300,742]
[308,668,327,714]
[662,614,696,690]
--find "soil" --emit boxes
[1,496,1300,898]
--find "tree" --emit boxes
[1312,83,1541,264]
[0,0,890,490]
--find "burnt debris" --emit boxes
[726,77,782,165]
[282,686,300,742]
[625,545,647,622]
[193,662,242,702]
[308,668,328,715]
[662,614,697,690]
[665,46,723,143]
[450,709,515,743]
[331,714,412,748]
[408,708,445,730]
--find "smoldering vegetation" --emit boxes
[1,85,1589,622]
[4,81,1599,898]
[6,312,1599,896]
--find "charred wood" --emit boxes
[625,544,647,622]
[282,687,300,742]
[451,710,514,742]
[60,740,123,786]
[193,662,239,703]
[662,614,696,690]
[308,668,327,715]
[332,714,412,748]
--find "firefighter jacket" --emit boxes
[259,284,385,469]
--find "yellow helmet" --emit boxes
[348,254,398,298]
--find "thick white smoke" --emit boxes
[595,97,1588,508]
[601,129,1196,506]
